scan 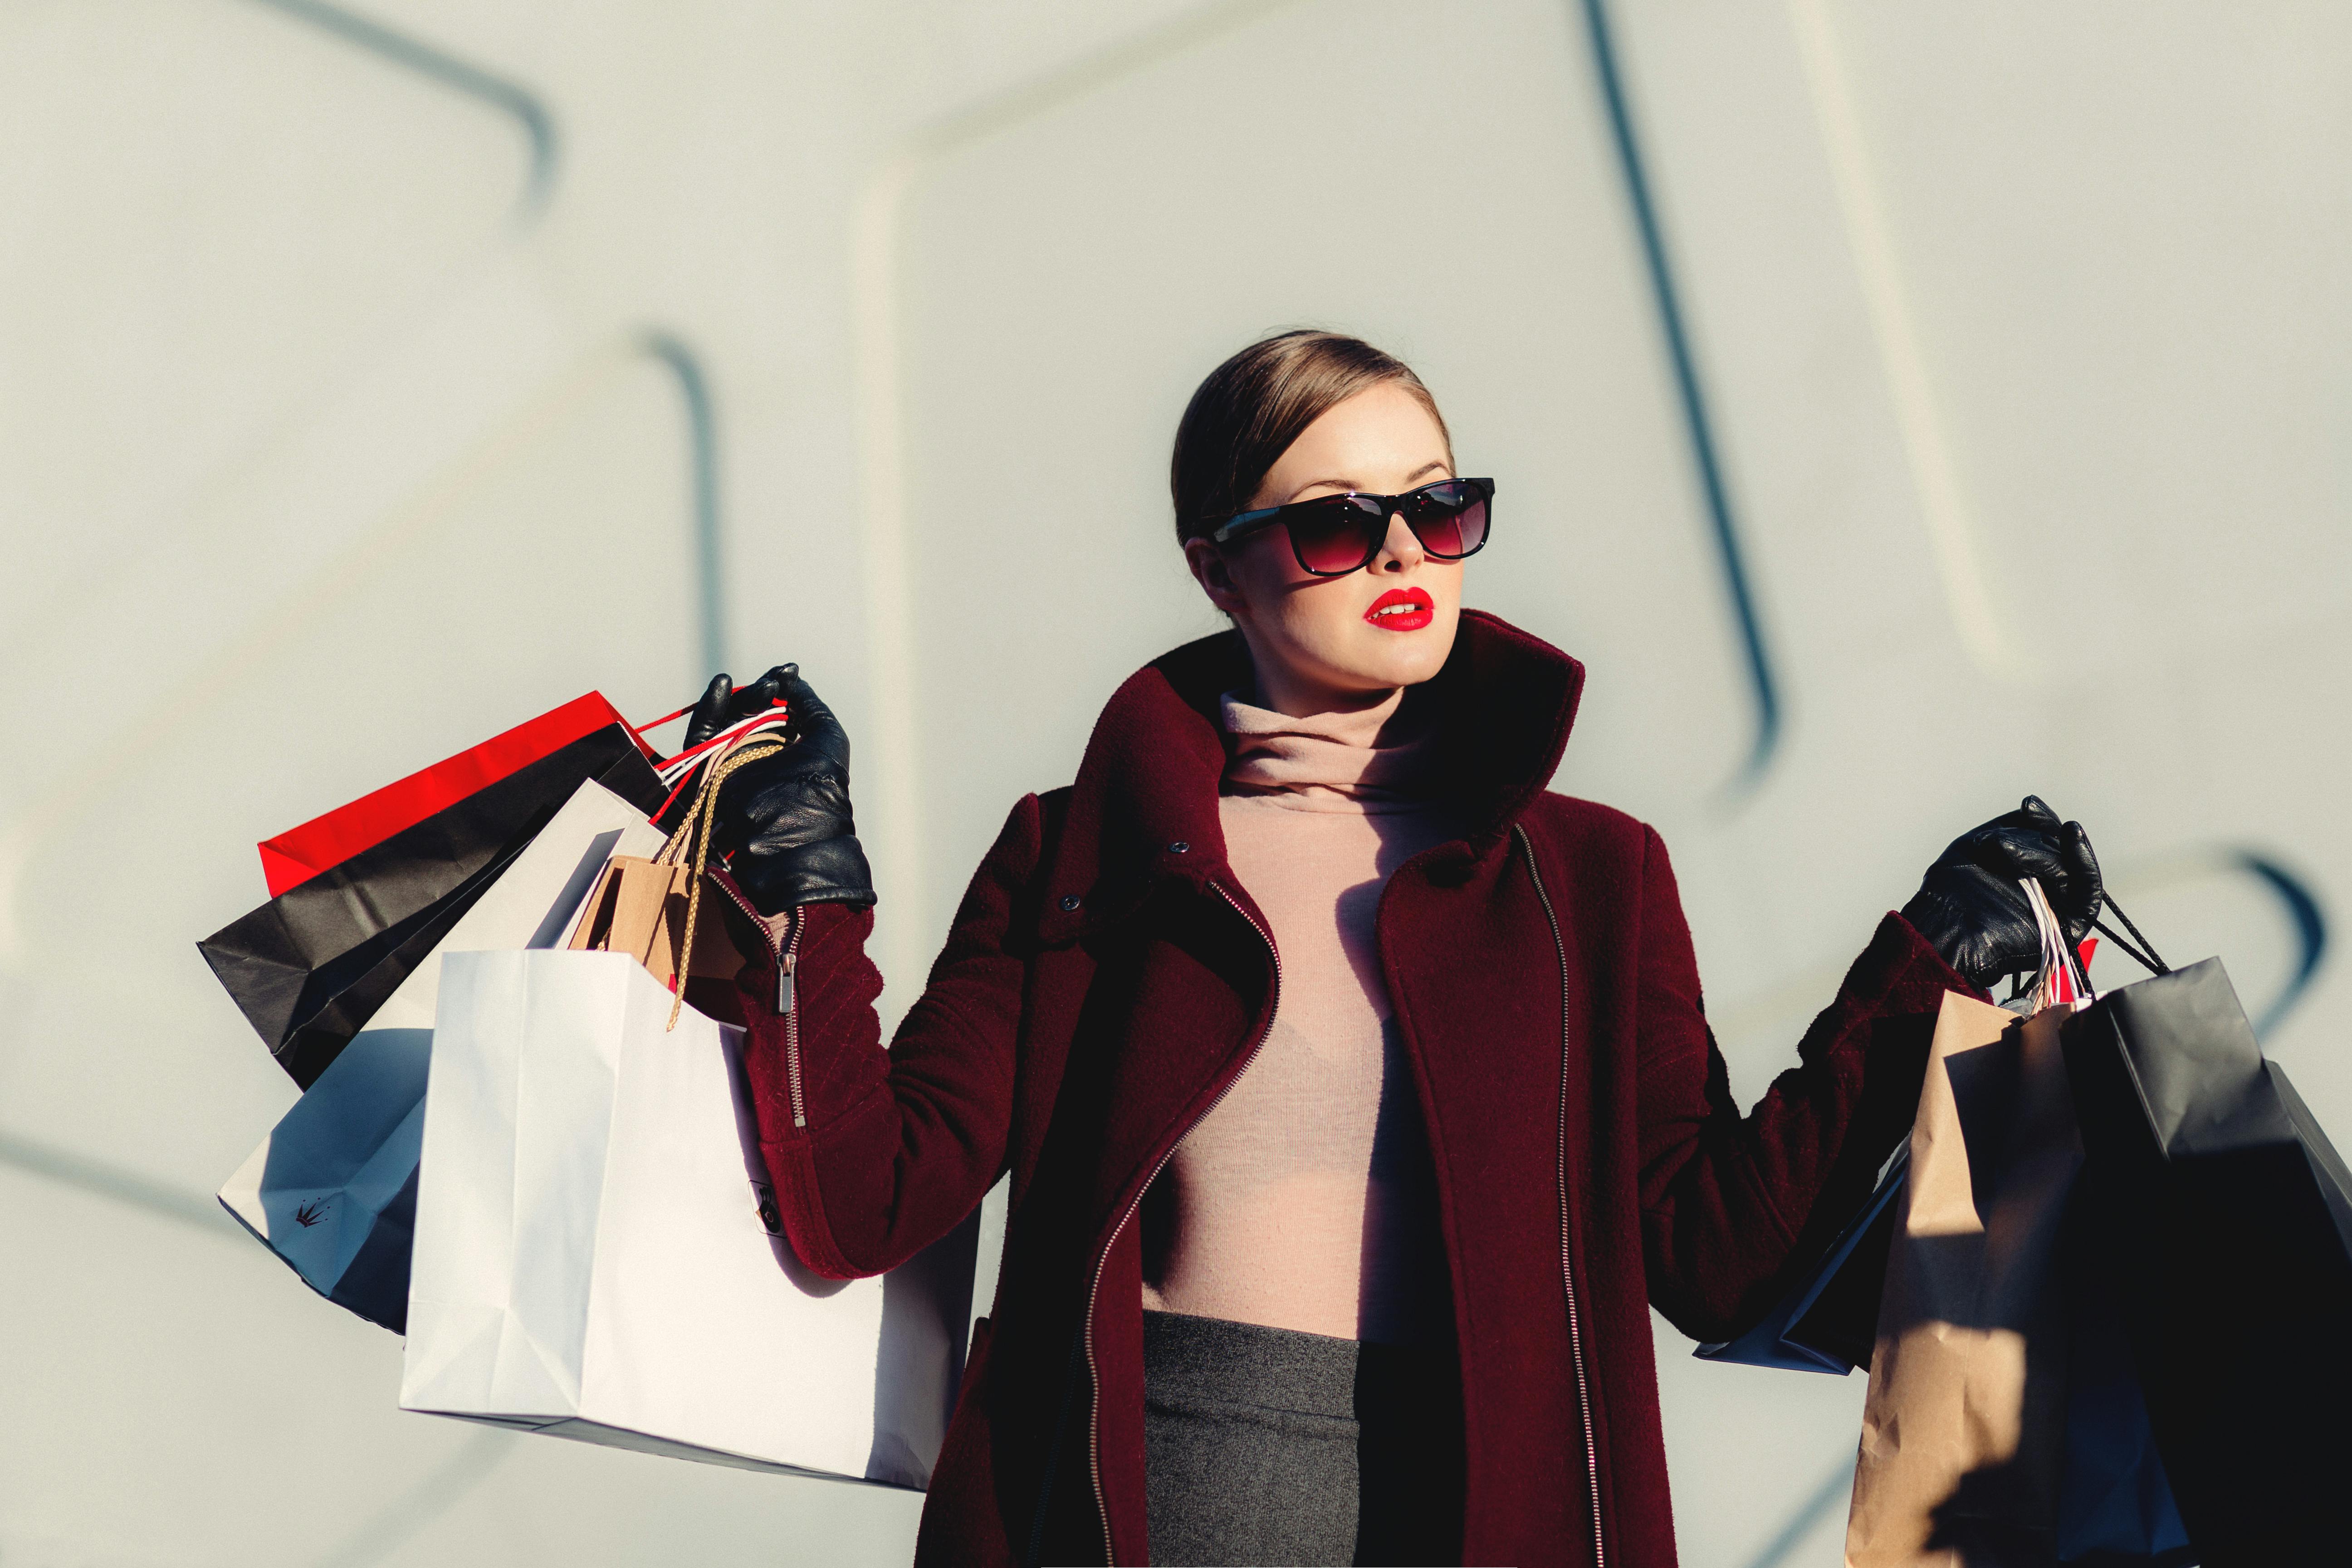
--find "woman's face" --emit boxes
[1183,382,1463,716]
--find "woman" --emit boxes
[688,331,2102,1566]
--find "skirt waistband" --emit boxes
[1140,1309,1456,1422]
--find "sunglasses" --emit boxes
[1207,478,1494,577]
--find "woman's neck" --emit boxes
[1247,671,1406,724]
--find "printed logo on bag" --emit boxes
[292,1197,335,1228]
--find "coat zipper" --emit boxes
[711,877,807,1128]
[1079,880,1281,1566]
[1514,825,1605,1568]
[781,915,805,1126]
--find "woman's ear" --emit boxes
[1183,537,1248,616]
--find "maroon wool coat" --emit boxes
[731,610,1971,1567]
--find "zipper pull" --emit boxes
[777,948,796,1015]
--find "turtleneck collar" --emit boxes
[1218,686,1443,813]
[1028,611,1586,944]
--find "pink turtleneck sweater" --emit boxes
[1137,689,1459,1345]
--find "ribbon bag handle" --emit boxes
[2021,877,2093,1010]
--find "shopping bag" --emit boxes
[2051,1178,2193,1566]
[1697,1145,1908,1374]
[563,856,749,999]
[216,778,666,1330]
[1847,883,2086,1567]
[198,723,665,1086]
[400,949,978,1487]
[257,692,653,897]
[563,729,787,996]
[2062,951,2352,1563]
[215,1021,429,1332]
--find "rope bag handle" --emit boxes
[2093,894,2169,977]
[652,730,785,1031]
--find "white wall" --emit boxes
[2,1,2344,1563]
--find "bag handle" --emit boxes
[2014,883,2172,999]
[652,730,785,1031]
[2092,894,2170,977]
[2021,878,2091,1008]
[649,702,792,788]
[631,695,789,738]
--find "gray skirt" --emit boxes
[1141,1309,1465,1567]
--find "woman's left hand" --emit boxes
[1900,795,2102,991]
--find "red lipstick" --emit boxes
[1364,586,1434,631]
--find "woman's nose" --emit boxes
[1374,511,1424,571]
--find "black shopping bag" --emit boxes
[1696,1144,1907,1374]
[2062,955,2352,1565]
[2054,1174,2194,1566]
[199,723,665,1087]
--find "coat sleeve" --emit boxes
[1631,823,1972,1341]
[732,794,1044,1280]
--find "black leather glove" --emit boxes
[1900,795,2102,992]
[683,664,876,916]
[684,664,790,748]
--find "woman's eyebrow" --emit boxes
[1280,476,1360,502]
[1281,460,1453,503]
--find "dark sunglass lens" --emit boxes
[1287,497,1381,573]
[1447,495,1489,556]
[1405,484,1487,558]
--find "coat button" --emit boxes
[1167,841,1189,855]
[1060,894,1082,911]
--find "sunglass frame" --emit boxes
[1206,477,1496,577]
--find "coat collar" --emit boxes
[1037,610,1585,942]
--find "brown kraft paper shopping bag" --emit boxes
[566,855,743,987]
[566,732,786,1011]
[1845,987,2086,1567]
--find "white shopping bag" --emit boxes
[217,779,665,1329]
[400,948,977,1488]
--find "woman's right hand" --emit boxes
[686,664,876,915]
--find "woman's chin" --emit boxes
[1317,627,1456,693]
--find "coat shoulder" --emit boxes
[1019,786,1075,879]
[972,787,1066,866]
[1514,794,1677,924]
[1520,790,1657,863]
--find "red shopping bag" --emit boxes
[257,693,659,896]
